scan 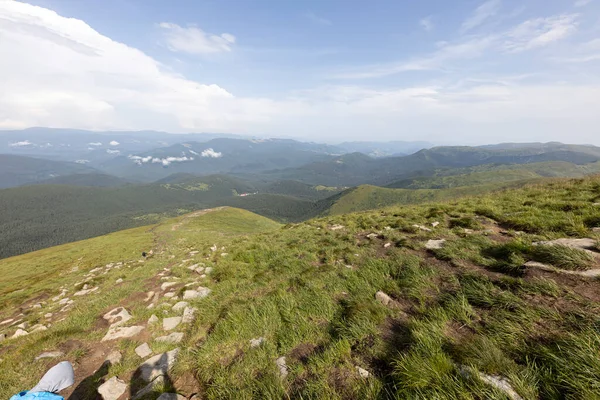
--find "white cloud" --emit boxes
[201,148,222,158]
[574,0,592,7]
[158,22,236,54]
[89,142,102,146]
[75,159,89,164]
[189,149,200,156]
[304,13,332,26]
[106,149,120,154]
[128,154,193,166]
[9,140,33,147]
[420,16,434,32]
[109,140,120,146]
[503,14,578,52]
[461,0,501,33]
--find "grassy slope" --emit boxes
[1,178,600,399]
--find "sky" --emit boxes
[0,0,599,145]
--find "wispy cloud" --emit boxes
[574,0,592,7]
[158,22,236,54]
[461,0,501,33]
[304,12,332,26]
[419,16,434,32]
[503,14,578,53]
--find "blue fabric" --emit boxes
[10,391,64,400]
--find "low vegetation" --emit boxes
[1,176,599,399]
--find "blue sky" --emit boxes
[0,0,599,144]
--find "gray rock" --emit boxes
[35,351,64,360]
[413,224,432,232]
[0,333,5,342]
[161,282,178,291]
[74,287,99,296]
[0,318,14,325]
[148,314,159,324]
[249,337,265,348]
[163,317,182,331]
[157,394,186,400]
[425,239,446,250]
[97,376,127,400]
[172,301,189,312]
[534,238,597,251]
[116,278,123,284]
[138,348,179,382]
[103,307,131,328]
[144,291,155,302]
[12,329,28,338]
[101,325,144,341]
[459,366,522,400]
[276,356,288,378]
[132,376,164,400]
[356,366,370,378]
[105,350,122,365]
[17,322,29,329]
[375,291,393,306]
[204,267,213,274]
[183,287,211,300]
[383,242,392,248]
[31,324,48,333]
[44,313,53,319]
[135,343,153,358]
[329,224,345,231]
[32,303,42,309]
[156,332,184,344]
[592,227,600,233]
[182,307,197,324]
[431,221,440,228]
[163,292,177,299]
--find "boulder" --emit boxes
[135,343,153,358]
[163,317,182,331]
[97,376,127,400]
[425,239,446,250]
[276,356,288,378]
[105,350,122,365]
[137,348,179,382]
[156,332,184,344]
[183,287,211,300]
[17,322,29,329]
[103,307,131,328]
[182,307,197,324]
[102,325,144,341]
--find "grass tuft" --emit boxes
[530,245,595,271]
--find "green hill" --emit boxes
[1,178,600,399]
[0,154,97,188]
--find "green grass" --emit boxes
[530,245,595,271]
[2,176,600,399]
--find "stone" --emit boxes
[592,227,600,233]
[12,329,28,338]
[525,261,600,278]
[182,307,197,324]
[135,343,153,358]
[383,242,392,248]
[97,376,127,400]
[250,337,265,348]
[375,291,393,306]
[44,313,53,319]
[74,287,99,296]
[103,307,132,328]
[366,233,378,239]
[463,229,475,234]
[329,224,345,231]
[116,278,123,284]
[35,351,64,360]
[478,373,523,400]
[58,298,70,305]
[17,322,29,329]
[132,376,164,400]
[161,282,178,291]
[156,332,184,344]
[105,350,122,365]
[183,287,211,300]
[356,366,370,378]
[101,325,144,341]
[164,292,176,299]
[413,224,432,232]
[144,291,155,302]
[534,238,597,251]
[31,324,48,333]
[163,317,182,331]
[425,239,446,250]
[32,303,42,309]
[210,244,218,252]
[0,333,5,342]
[1,318,14,325]
[138,349,179,382]
[431,221,440,228]
[148,314,159,324]
[157,394,186,400]
[204,267,213,274]
[276,356,288,378]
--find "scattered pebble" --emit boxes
[356,366,370,378]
